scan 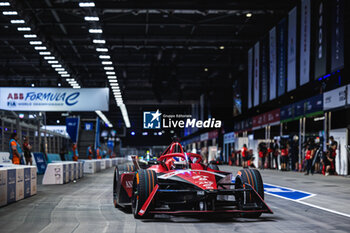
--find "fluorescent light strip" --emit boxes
[104,66,114,70]
[17,27,31,31]
[34,46,47,50]
[10,19,25,24]
[51,64,62,68]
[84,16,99,21]
[109,79,118,83]
[29,41,42,45]
[95,110,113,128]
[24,34,37,38]
[110,83,119,86]
[58,71,68,74]
[102,61,112,65]
[47,60,58,64]
[96,48,108,52]
[119,104,130,128]
[0,2,11,6]
[107,76,117,79]
[93,39,106,44]
[39,51,51,55]
[89,29,102,33]
[44,56,55,60]
[99,55,110,59]
[106,71,115,75]
[61,74,70,77]
[55,68,65,71]
[2,11,17,15]
[79,2,95,7]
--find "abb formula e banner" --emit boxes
[300,0,311,86]
[0,88,109,111]
[253,42,260,107]
[269,27,277,100]
[287,7,297,92]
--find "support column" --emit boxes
[1,120,4,151]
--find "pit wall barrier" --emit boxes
[0,164,37,207]
[42,161,83,185]
[82,158,121,174]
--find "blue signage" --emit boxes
[84,122,94,131]
[95,117,100,149]
[304,94,323,115]
[33,152,47,174]
[264,184,313,200]
[66,117,80,143]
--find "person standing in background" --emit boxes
[241,144,249,168]
[96,146,102,159]
[23,136,32,165]
[9,132,23,165]
[72,143,79,161]
[280,141,289,171]
[87,145,93,160]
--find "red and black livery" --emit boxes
[113,142,273,219]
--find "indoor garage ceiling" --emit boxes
[0,0,296,128]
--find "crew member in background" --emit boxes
[87,145,93,160]
[258,142,267,169]
[23,136,32,165]
[328,136,338,175]
[268,143,274,169]
[272,139,279,169]
[241,144,249,168]
[96,146,102,159]
[72,143,79,161]
[324,136,338,176]
[9,132,23,165]
[305,140,315,175]
[290,136,299,171]
[280,141,289,171]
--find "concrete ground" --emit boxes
[0,166,349,233]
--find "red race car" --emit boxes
[113,142,272,219]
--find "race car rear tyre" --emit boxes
[235,169,264,218]
[208,164,220,171]
[132,169,157,219]
[113,164,135,208]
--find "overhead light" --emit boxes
[102,61,112,65]
[110,83,119,86]
[31,83,35,87]
[39,51,51,55]
[109,79,118,83]
[51,64,62,68]
[66,79,74,82]
[0,2,10,6]
[58,71,68,74]
[34,46,47,50]
[93,39,106,44]
[89,29,102,33]
[44,56,55,60]
[10,19,25,24]
[111,86,119,90]
[99,55,110,59]
[58,83,61,87]
[104,66,114,70]
[17,27,31,31]
[106,71,115,75]
[204,68,208,72]
[24,34,37,38]
[2,11,17,15]
[61,74,70,77]
[29,41,42,45]
[55,68,65,71]
[84,16,99,21]
[47,60,59,64]
[72,86,81,89]
[219,46,225,50]
[246,13,252,18]
[96,48,108,52]
[107,76,117,79]
[79,2,95,7]
[95,110,113,128]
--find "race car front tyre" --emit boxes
[235,169,264,218]
[208,163,220,171]
[113,164,136,208]
[131,169,157,219]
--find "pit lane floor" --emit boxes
[0,166,349,233]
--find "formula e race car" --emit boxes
[113,142,272,219]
